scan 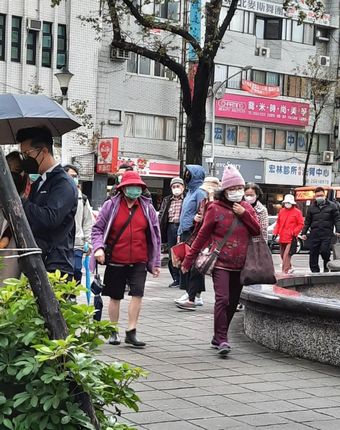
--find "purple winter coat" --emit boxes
[90,194,161,273]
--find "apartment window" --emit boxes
[265,129,275,149]
[229,10,244,32]
[226,125,237,145]
[0,14,5,61]
[275,130,286,150]
[266,72,280,86]
[318,134,329,153]
[283,75,309,99]
[226,66,242,89]
[292,21,303,43]
[57,24,67,69]
[139,56,151,75]
[127,53,177,80]
[252,70,266,84]
[125,113,176,141]
[303,24,314,45]
[286,131,297,151]
[127,52,138,73]
[214,124,225,145]
[154,61,165,77]
[238,126,249,147]
[42,22,52,67]
[250,127,261,148]
[11,16,21,62]
[26,30,37,65]
[155,0,179,21]
[311,134,318,153]
[255,17,282,40]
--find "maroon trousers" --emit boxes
[212,268,243,344]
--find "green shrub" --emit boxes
[0,271,146,429]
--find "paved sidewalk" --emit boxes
[97,268,340,430]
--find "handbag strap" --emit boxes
[106,205,138,250]
[215,217,239,254]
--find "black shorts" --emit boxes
[102,263,147,300]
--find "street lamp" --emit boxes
[209,65,253,175]
[54,66,74,99]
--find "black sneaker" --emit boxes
[168,281,180,288]
[108,331,121,345]
[211,338,219,349]
[125,329,146,348]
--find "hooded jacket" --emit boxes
[178,165,206,235]
[90,193,161,273]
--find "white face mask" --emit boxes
[227,189,244,202]
[284,203,292,209]
[245,195,256,205]
[172,188,183,197]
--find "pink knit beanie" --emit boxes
[221,165,245,190]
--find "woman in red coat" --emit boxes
[181,166,260,356]
[273,194,304,274]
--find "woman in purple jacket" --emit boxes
[91,171,161,348]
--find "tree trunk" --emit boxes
[185,58,213,165]
[0,147,100,429]
[303,121,317,186]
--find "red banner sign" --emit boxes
[96,137,119,174]
[242,80,280,97]
[117,157,180,178]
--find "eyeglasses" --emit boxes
[20,148,41,160]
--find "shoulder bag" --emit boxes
[194,217,239,276]
[104,205,137,265]
[240,235,276,286]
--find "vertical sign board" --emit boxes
[188,0,201,61]
[96,137,119,174]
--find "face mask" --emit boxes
[227,189,244,202]
[73,177,79,187]
[29,173,40,182]
[284,203,292,209]
[172,188,182,197]
[124,186,142,200]
[245,195,257,205]
[315,197,325,205]
[22,156,39,174]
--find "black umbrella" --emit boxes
[0,93,81,144]
[91,266,104,321]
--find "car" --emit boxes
[267,215,309,253]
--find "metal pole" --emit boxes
[211,93,216,175]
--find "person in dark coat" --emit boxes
[158,177,185,287]
[301,187,340,273]
[17,126,78,277]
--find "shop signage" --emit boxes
[203,157,264,182]
[96,137,119,174]
[242,80,280,98]
[216,94,310,127]
[117,157,180,178]
[188,0,201,61]
[264,161,332,186]
[223,0,331,26]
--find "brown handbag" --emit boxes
[240,236,277,286]
[195,218,239,276]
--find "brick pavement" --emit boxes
[95,268,340,429]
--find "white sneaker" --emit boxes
[174,293,188,304]
[194,296,204,306]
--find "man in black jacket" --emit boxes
[158,177,184,287]
[301,187,340,273]
[17,127,78,277]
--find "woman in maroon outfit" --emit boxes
[181,166,260,355]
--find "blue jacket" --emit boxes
[24,165,78,275]
[178,165,206,235]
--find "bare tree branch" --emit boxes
[110,39,192,115]
[107,0,122,40]
[121,0,203,55]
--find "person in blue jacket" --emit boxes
[17,126,78,278]
[175,165,206,306]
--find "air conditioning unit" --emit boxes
[318,55,330,67]
[110,46,131,61]
[27,18,42,31]
[255,46,270,58]
[321,150,334,164]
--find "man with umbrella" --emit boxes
[17,126,78,278]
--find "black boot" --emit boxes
[108,331,121,345]
[125,329,146,348]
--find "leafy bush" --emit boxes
[0,271,146,429]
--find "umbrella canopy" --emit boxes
[0,93,82,144]
[83,245,91,305]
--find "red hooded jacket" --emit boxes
[182,199,260,271]
[273,206,304,244]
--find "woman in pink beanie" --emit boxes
[182,165,260,355]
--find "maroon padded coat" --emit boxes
[182,199,260,271]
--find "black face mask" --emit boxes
[22,156,39,174]
[11,172,26,195]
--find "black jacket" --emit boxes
[158,195,172,243]
[24,165,78,274]
[302,199,340,238]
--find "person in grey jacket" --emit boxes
[64,164,93,284]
